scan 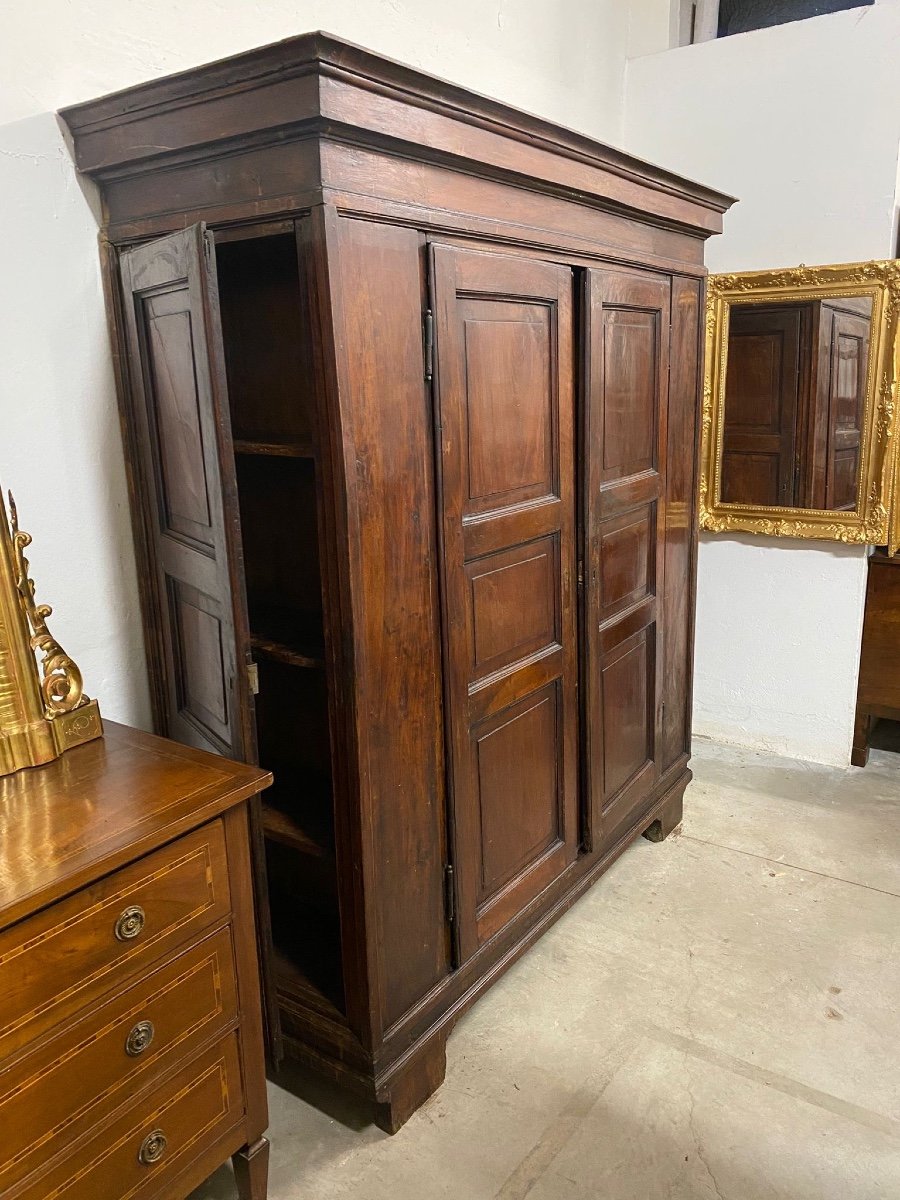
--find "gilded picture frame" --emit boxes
[699,260,900,545]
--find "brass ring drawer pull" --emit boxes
[138,1129,167,1166]
[114,905,146,941]
[125,1020,155,1057]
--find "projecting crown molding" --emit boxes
[60,31,734,238]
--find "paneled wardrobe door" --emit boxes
[583,269,672,853]
[720,306,803,508]
[119,224,256,762]
[118,223,283,1064]
[820,304,869,511]
[430,245,580,964]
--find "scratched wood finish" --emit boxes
[0,723,272,1200]
[61,34,731,1131]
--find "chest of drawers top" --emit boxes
[0,721,270,934]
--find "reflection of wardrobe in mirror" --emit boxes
[721,296,871,509]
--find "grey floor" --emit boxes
[193,737,900,1199]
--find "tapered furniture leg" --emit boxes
[373,1035,448,1134]
[233,1137,270,1200]
[852,711,872,768]
[643,787,684,843]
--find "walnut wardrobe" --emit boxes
[61,34,732,1132]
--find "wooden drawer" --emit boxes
[13,1033,245,1200]
[0,926,238,1193]
[0,821,230,1060]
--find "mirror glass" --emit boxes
[720,294,873,510]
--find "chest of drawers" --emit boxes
[0,721,272,1200]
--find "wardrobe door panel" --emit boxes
[720,306,803,507]
[584,269,670,851]
[823,307,869,511]
[432,245,579,963]
[330,217,452,1031]
[119,225,283,1066]
[119,225,254,761]
[661,277,702,773]
[601,630,654,798]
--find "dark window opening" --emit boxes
[718,0,873,37]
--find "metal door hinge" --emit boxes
[247,662,260,696]
[577,561,585,592]
[423,309,434,381]
[444,864,455,924]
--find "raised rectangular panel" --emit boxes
[835,331,865,425]
[831,449,859,510]
[599,509,654,620]
[169,578,229,740]
[601,631,653,803]
[464,308,553,506]
[469,536,558,677]
[475,686,561,902]
[721,451,780,506]
[144,289,214,548]
[727,332,783,431]
[601,309,658,479]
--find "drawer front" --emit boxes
[0,926,238,1193]
[0,821,230,1060]
[15,1034,245,1200]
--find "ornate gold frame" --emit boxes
[0,488,101,775]
[700,261,900,544]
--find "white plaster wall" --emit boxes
[0,113,152,726]
[0,1,672,729]
[625,3,900,765]
[0,1,672,142]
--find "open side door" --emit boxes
[119,223,283,1063]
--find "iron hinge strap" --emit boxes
[424,309,434,381]
[444,863,455,924]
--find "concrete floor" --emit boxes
[192,739,900,1199]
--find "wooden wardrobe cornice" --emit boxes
[61,31,733,238]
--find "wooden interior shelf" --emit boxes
[233,438,314,458]
[249,599,325,670]
[262,799,333,860]
[273,947,346,1023]
[251,632,324,670]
